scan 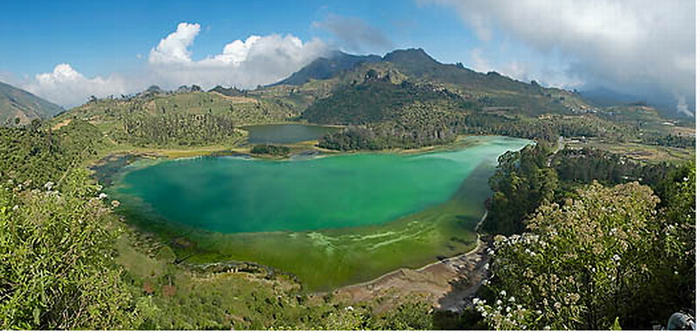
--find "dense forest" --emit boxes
[122,113,243,147]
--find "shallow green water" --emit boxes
[110,136,531,290]
[242,124,340,144]
[113,136,529,234]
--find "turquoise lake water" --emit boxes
[110,136,532,234]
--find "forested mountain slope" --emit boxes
[0,81,63,126]
[50,86,298,148]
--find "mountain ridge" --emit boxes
[271,51,382,86]
[0,81,63,126]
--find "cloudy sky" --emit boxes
[0,0,695,115]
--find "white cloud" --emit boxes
[429,0,695,113]
[23,64,128,107]
[469,48,492,73]
[502,61,529,82]
[674,93,693,118]
[312,14,394,53]
[149,22,201,64]
[24,22,330,108]
[469,47,584,90]
[147,30,329,90]
[470,49,530,82]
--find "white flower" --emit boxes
[506,306,511,312]
[345,306,354,311]
[98,193,108,199]
[43,181,54,190]
[496,300,503,305]
[508,296,515,303]
[544,325,551,330]
[11,205,19,211]
[500,290,507,296]
[612,254,621,262]
[536,310,543,315]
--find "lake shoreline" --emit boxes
[100,134,531,291]
[318,211,491,312]
[89,133,524,177]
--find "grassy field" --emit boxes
[113,232,322,329]
[566,138,695,163]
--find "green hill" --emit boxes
[50,87,299,148]
[0,81,63,126]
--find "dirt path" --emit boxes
[328,213,492,313]
[210,91,258,104]
[547,136,564,167]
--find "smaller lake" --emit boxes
[242,124,341,144]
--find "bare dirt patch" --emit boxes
[211,92,258,104]
[327,235,492,313]
[51,118,72,131]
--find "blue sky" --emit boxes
[0,1,480,76]
[0,0,694,115]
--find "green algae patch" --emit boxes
[108,136,531,290]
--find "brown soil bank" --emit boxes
[329,235,492,313]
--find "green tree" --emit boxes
[0,169,136,329]
[484,144,558,234]
[478,182,660,330]
[635,163,696,327]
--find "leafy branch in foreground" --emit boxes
[478,177,695,330]
[0,169,136,329]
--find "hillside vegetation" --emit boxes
[474,143,695,330]
[0,81,63,126]
[293,49,691,152]
[47,48,694,156]
[49,87,299,149]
